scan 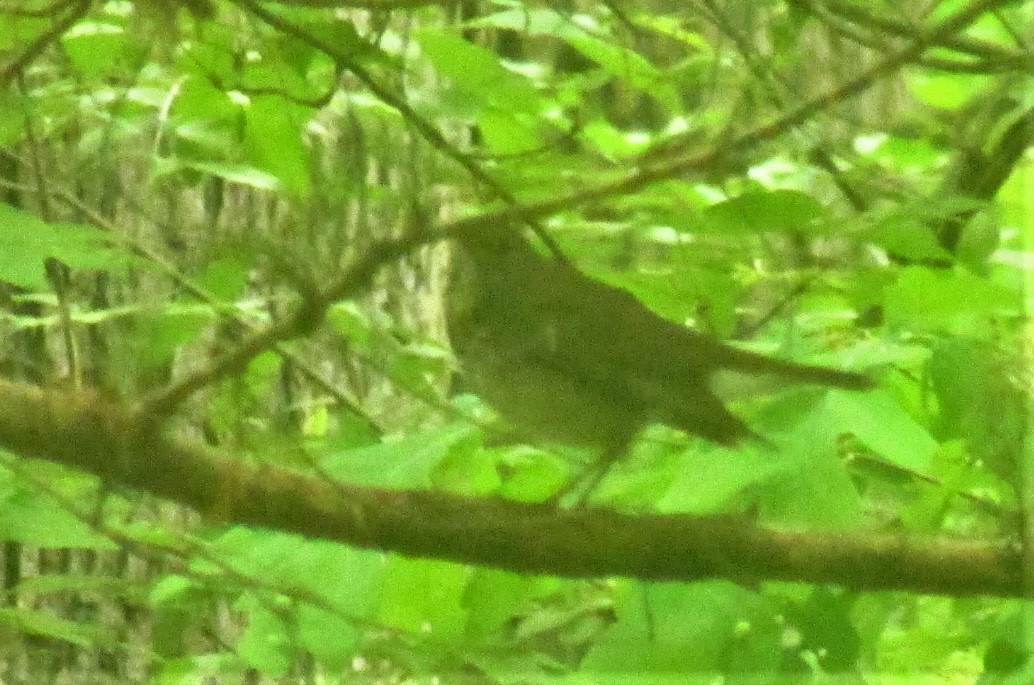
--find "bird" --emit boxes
[447,225,873,460]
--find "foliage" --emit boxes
[0,0,1030,683]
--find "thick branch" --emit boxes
[0,379,1020,597]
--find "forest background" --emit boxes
[0,0,1032,683]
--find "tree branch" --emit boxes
[0,378,1020,597]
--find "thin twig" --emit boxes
[231,0,571,261]
[135,230,442,419]
[444,0,1015,235]
[0,0,90,91]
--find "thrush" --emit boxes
[448,226,873,457]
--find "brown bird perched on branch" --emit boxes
[448,226,872,460]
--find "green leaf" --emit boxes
[0,606,118,649]
[236,596,294,677]
[171,120,238,159]
[209,529,384,619]
[871,218,954,262]
[584,581,777,671]
[0,205,123,289]
[813,388,937,474]
[495,447,570,502]
[885,266,1019,332]
[564,31,679,111]
[321,422,479,489]
[866,134,944,170]
[787,588,861,671]
[928,337,1025,483]
[757,438,862,527]
[462,568,537,642]
[430,434,501,497]
[137,304,212,367]
[153,654,242,685]
[150,574,202,607]
[0,14,49,51]
[661,444,787,514]
[16,573,140,599]
[170,75,239,127]
[475,8,679,110]
[472,7,579,35]
[62,21,134,79]
[329,301,378,348]
[153,158,281,190]
[295,17,394,66]
[244,95,313,196]
[908,72,992,110]
[198,256,250,302]
[239,61,316,104]
[47,222,127,271]
[0,470,113,549]
[242,350,282,407]
[377,557,470,641]
[149,575,211,659]
[580,117,652,158]
[870,195,987,263]
[417,29,542,115]
[0,92,28,146]
[297,605,359,671]
[178,23,238,82]
[702,189,824,234]
[0,210,54,290]
[478,108,543,155]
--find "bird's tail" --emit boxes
[718,345,874,390]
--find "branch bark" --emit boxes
[0,378,1019,597]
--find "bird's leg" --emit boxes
[550,445,626,508]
